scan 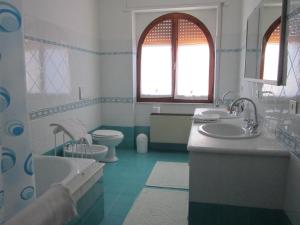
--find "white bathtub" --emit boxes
[34,155,105,201]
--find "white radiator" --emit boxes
[150,113,193,144]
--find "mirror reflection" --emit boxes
[245,0,287,85]
[259,2,282,81]
[245,5,260,79]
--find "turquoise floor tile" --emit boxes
[103,192,120,215]
[99,148,188,225]
[189,202,221,225]
[109,195,136,216]
[99,214,127,225]
[189,202,291,225]
[219,204,250,225]
[249,208,286,225]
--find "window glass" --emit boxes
[263,24,280,81]
[137,13,214,103]
[176,19,210,99]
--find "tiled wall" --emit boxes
[23,1,103,154]
[241,1,300,224]
[24,0,300,153]
[241,1,300,156]
[99,0,243,131]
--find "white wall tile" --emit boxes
[23,1,102,154]
[101,103,135,126]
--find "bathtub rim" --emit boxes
[33,155,105,201]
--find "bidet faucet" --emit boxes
[230,97,259,133]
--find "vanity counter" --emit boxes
[188,109,290,211]
[188,108,289,157]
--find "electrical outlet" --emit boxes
[289,100,297,114]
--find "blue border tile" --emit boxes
[275,127,300,158]
[25,36,247,57]
[29,97,134,120]
[29,97,102,120]
[24,35,133,56]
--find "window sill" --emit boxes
[135,101,214,106]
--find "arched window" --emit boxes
[260,17,281,81]
[137,13,215,103]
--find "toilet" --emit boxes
[91,130,124,162]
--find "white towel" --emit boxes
[192,114,220,123]
[4,184,77,225]
[51,118,92,145]
[73,119,92,146]
[84,134,93,146]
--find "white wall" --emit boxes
[98,0,135,127]
[98,0,243,127]
[125,0,231,9]
[23,0,102,154]
[23,0,101,44]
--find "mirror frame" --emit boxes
[244,0,288,86]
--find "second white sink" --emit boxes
[201,109,237,119]
[198,123,261,139]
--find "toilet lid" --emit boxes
[92,130,123,137]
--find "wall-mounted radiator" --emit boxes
[150,113,193,147]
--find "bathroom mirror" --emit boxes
[244,0,288,85]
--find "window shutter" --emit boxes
[143,19,172,45]
[268,24,281,44]
[178,19,208,45]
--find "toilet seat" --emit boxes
[91,129,124,162]
[92,130,123,138]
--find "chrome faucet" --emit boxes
[222,90,235,103]
[221,91,237,109]
[230,97,259,133]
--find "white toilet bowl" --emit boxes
[91,130,124,162]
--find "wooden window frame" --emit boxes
[137,13,215,103]
[259,17,281,80]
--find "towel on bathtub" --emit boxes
[4,184,77,225]
[51,118,92,145]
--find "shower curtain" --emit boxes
[0,0,36,223]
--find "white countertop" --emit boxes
[187,108,289,157]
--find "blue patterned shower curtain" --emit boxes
[0,0,36,223]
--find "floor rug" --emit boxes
[146,161,189,189]
[123,187,188,225]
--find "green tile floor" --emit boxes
[99,148,189,225]
[98,148,292,225]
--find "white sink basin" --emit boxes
[198,123,261,139]
[201,110,237,119]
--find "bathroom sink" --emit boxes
[198,123,261,139]
[201,110,237,119]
